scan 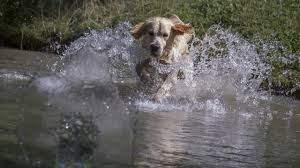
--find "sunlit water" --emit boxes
[0,22,300,168]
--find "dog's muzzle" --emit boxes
[150,44,160,57]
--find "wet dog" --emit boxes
[131,15,195,102]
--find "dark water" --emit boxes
[1,23,300,168]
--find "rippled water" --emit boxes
[0,22,300,168]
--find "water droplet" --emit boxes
[65,123,69,129]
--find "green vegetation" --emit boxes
[1,0,300,52]
[269,59,300,98]
[0,0,299,97]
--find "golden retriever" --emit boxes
[131,15,195,102]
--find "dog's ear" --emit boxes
[171,24,192,35]
[169,14,184,24]
[131,22,146,39]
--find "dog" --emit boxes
[131,15,195,102]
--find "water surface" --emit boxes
[0,23,300,168]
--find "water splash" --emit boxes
[136,25,274,112]
[34,22,139,94]
[190,25,271,103]
[32,23,136,167]
[33,22,295,113]
[0,72,32,81]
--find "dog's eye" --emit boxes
[163,33,169,37]
[148,31,154,36]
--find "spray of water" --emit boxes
[135,25,275,112]
[34,22,139,94]
[32,22,298,113]
[190,25,271,103]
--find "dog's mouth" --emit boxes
[150,50,161,57]
[151,53,171,65]
[149,46,171,64]
[150,45,163,57]
[150,50,171,64]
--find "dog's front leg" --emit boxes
[152,69,178,102]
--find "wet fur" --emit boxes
[131,15,195,101]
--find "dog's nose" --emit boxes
[150,44,160,53]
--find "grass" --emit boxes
[1,0,299,52]
[0,0,178,49]
[0,0,299,97]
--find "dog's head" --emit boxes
[131,15,193,58]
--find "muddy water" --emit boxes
[1,22,300,168]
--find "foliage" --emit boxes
[1,0,299,52]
